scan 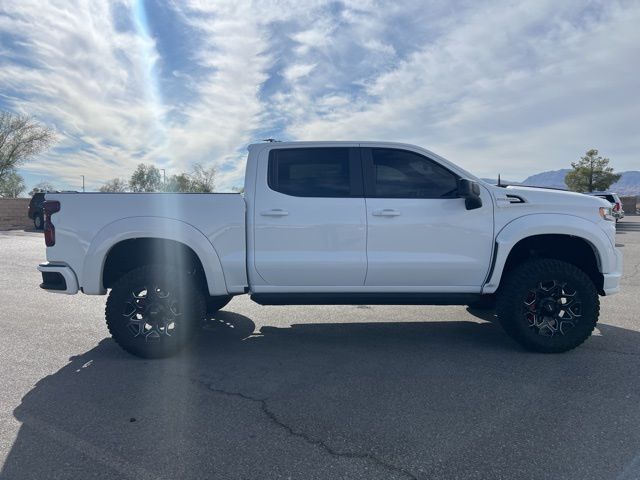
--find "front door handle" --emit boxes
[260,209,289,217]
[372,209,401,217]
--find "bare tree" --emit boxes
[190,163,216,192]
[99,178,128,192]
[164,164,216,193]
[0,111,56,182]
[28,181,56,197]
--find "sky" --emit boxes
[0,0,639,192]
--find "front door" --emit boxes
[362,147,494,290]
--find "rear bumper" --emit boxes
[38,263,79,294]
[602,247,623,296]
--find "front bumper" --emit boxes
[602,247,623,296]
[38,262,79,294]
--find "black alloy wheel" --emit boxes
[106,265,206,358]
[496,259,599,353]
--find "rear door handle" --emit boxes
[372,209,401,217]
[260,209,289,217]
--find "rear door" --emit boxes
[252,146,367,287]
[362,147,494,290]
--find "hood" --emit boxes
[486,184,616,245]
[494,186,611,208]
[491,185,611,209]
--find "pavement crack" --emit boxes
[192,378,419,480]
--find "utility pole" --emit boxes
[81,175,85,192]
[161,169,166,186]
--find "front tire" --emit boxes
[105,265,206,358]
[496,259,599,353]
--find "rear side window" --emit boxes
[268,148,360,197]
[596,194,616,204]
[366,148,459,198]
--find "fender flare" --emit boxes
[81,216,228,296]
[482,214,615,294]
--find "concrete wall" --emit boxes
[0,198,32,230]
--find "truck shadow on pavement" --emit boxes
[4,311,640,480]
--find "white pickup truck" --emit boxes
[38,141,622,358]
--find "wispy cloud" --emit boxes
[1,0,639,190]
[0,1,166,186]
[274,0,640,178]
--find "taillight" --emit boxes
[43,200,60,247]
[613,202,621,212]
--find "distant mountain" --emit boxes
[612,171,640,196]
[480,177,521,185]
[521,169,571,190]
[521,169,640,196]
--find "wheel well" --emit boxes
[102,238,207,290]
[501,234,604,294]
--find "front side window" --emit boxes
[368,148,458,198]
[268,148,353,197]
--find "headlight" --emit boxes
[599,206,614,221]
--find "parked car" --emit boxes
[36,141,622,358]
[586,192,624,222]
[27,192,46,230]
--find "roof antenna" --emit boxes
[262,138,280,143]
[498,174,502,187]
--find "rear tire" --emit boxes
[496,259,599,353]
[105,265,206,358]
[207,295,232,315]
[34,214,43,230]
[467,294,496,311]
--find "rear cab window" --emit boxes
[268,147,363,197]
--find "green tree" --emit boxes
[564,149,621,192]
[0,111,56,183]
[99,178,128,192]
[165,173,192,192]
[0,169,26,197]
[129,163,162,192]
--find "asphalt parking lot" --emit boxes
[1,218,639,480]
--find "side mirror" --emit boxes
[458,179,482,210]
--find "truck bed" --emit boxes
[43,192,247,295]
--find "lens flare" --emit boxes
[131,0,166,140]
